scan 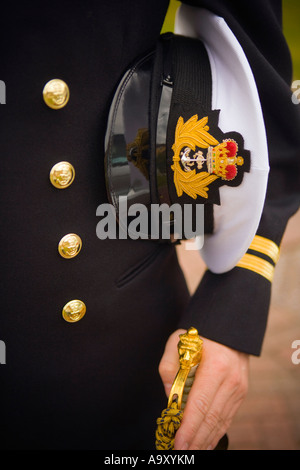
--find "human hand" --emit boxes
[158,329,249,450]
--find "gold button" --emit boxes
[62,300,86,323]
[58,233,82,259]
[43,79,70,109]
[49,161,75,189]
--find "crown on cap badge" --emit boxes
[207,139,244,181]
[171,114,247,200]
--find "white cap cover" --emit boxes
[175,5,269,273]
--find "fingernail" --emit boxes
[179,442,189,451]
[206,445,213,450]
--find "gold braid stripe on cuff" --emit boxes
[236,253,275,282]
[236,236,280,282]
[248,235,280,264]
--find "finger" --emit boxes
[188,382,243,450]
[158,329,185,396]
[203,362,249,450]
[179,353,249,450]
[206,371,248,449]
[203,397,243,450]
[174,355,225,450]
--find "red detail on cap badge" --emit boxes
[171,115,246,199]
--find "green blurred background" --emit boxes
[162,0,300,80]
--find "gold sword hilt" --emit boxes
[155,327,203,450]
[167,327,203,410]
[155,327,228,450]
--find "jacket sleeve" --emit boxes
[178,0,300,355]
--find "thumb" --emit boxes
[158,329,186,397]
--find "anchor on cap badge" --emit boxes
[171,114,249,202]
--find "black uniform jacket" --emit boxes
[0,0,299,450]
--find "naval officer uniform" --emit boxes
[0,0,299,450]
